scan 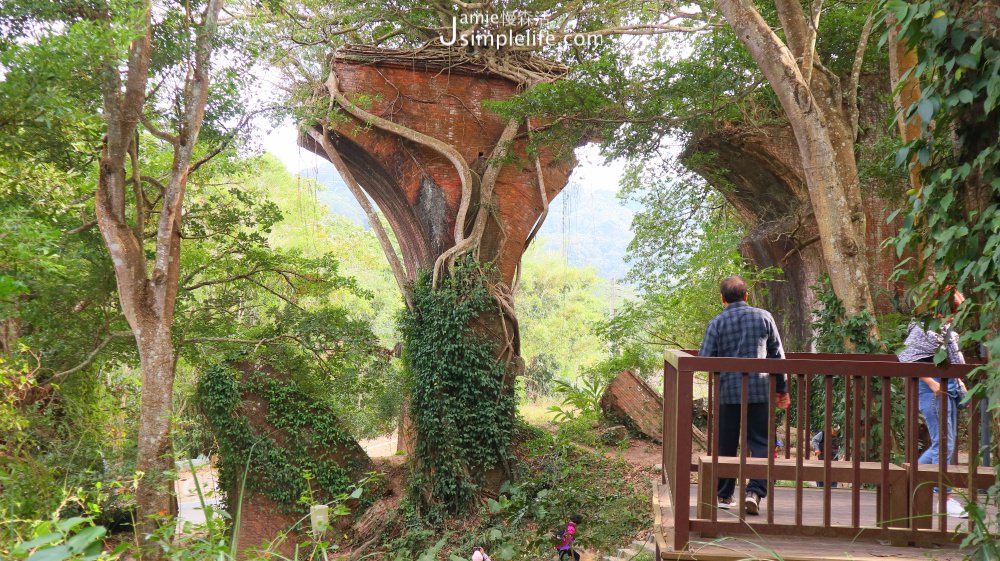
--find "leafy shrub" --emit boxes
[384,427,649,560]
[547,377,607,423]
[9,516,110,561]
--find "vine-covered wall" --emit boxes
[198,359,372,513]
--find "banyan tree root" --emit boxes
[323,64,526,288]
[432,116,521,285]
[323,68,475,258]
[307,124,414,311]
[515,125,551,292]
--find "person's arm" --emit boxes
[811,432,823,452]
[699,320,718,358]
[945,328,965,365]
[920,376,943,395]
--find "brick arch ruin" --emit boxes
[297,50,577,287]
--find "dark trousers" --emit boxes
[717,403,770,499]
[559,550,581,561]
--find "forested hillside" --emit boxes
[303,158,637,280]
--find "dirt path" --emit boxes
[359,431,398,458]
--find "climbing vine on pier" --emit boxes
[198,360,367,513]
[399,259,516,518]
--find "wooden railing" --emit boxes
[662,349,991,551]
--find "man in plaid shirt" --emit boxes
[699,276,790,515]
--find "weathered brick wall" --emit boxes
[600,370,663,442]
[299,58,577,285]
[232,493,305,558]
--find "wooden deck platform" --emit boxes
[653,484,978,561]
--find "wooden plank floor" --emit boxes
[654,484,985,561]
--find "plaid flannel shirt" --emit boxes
[699,301,788,405]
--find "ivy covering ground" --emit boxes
[399,261,517,517]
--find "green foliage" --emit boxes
[518,246,609,381]
[3,469,373,561]
[882,4,1000,556]
[399,260,516,517]
[487,0,884,160]
[882,0,1000,368]
[522,353,558,399]
[547,377,607,423]
[254,155,405,343]
[598,158,779,356]
[809,275,886,354]
[9,515,110,561]
[806,277,902,462]
[0,349,142,536]
[385,426,648,560]
[197,360,368,514]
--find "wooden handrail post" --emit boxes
[663,358,671,487]
[673,367,694,551]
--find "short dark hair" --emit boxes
[570,514,583,524]
[720,276,748,303]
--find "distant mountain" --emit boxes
[298,163,637,280]
[536,179,637,280]
[300,165,370,227]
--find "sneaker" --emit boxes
[717,496,732,510]
[946,498,968,518]
[744,492,761,515]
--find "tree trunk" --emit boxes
[92,1,223,550]
[134,323,178,530]
[716,0,876,317]
[888,24,923,190]
[1,316,19,356]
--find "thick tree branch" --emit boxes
[847,8,876,140]
[129,130,146,240]
[151,0,225,319]
[800,0,824,83]
[780,235,821,264]
[140,114,180,145]
[67,220,98,235]
[183,267,262,291]
[515,136,551,293]
[96,0,154,326]
[773,0,811,66]
[48,335,112,382]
